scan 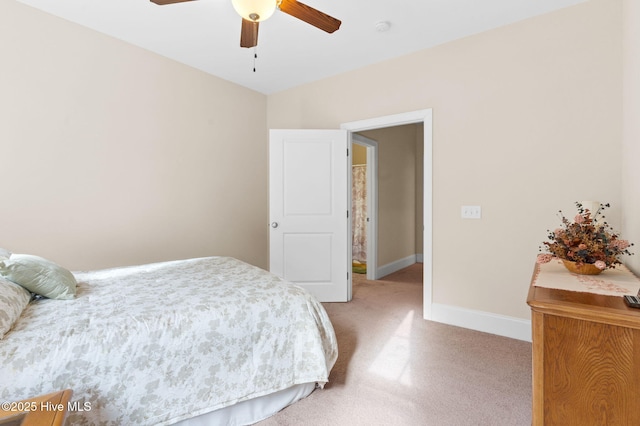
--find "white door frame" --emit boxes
[351,134,378,281]
[341,109,433,320]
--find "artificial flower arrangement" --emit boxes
[537,202,634,272]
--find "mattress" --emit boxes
[0,256,338,425]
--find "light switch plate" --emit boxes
[461,205,481,219]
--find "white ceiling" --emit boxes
[16,0,585,95]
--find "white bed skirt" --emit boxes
[173,382,317,426]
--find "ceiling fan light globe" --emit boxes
[231,0,277,22]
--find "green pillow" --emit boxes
[0,254,77,300]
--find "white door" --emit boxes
[269,129,351,302]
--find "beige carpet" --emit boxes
[258,263,532,425]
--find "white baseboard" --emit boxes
[430,303,532,342]
[416,253,424,263]
[377,254,417,279]
[375,255,530,341]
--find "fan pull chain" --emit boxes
[253,48,257,72]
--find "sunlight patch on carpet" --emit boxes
[368,310,414,386]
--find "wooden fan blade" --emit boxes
[278,0,341,33]
[240,19,259,48]
[150,0,196,5]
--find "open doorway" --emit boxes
[342,109,433,320]
[354,124,422,280]
[351,134,378,281]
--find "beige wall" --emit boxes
[352,143,367,165]
[3,0,630,324]
[1,1,269,270]
[267,0,623,319]
[622,0,640,274]
[359,125,418,268]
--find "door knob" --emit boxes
[271,222,279,228]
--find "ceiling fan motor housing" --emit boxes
[151,0,341,49]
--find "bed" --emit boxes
[0,255,338,425]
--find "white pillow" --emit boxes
[0,278,31,339]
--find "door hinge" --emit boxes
[347,148,350,156]
[347,210,349,218]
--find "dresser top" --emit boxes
[527,261,640,329]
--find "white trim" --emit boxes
[346,133,353,302]
[431,303,532,342]
[341,110,433,130]
[377,254,417,279]
[416,254,424,263]
[341,109,433,320]
[422,110,433,320]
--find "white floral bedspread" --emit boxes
[0,257,338,425]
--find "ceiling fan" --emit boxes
[150,0,341,48]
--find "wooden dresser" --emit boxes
[527,264,640,425]
[0,390,72,426]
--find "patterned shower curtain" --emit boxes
[352,165,367,263]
